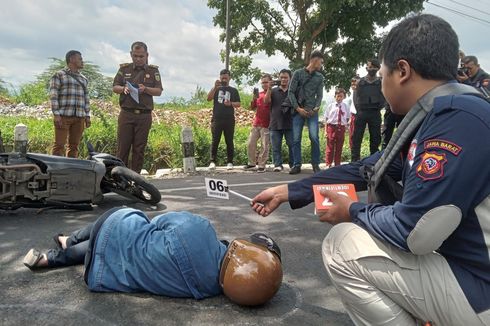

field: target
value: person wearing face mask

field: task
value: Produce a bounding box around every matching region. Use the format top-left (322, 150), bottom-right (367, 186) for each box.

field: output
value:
top-left (351, 59), bottom-right (386, 162)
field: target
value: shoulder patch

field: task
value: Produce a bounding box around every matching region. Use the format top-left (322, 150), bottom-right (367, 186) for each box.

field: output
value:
top-left (149, 64), bottom-right (159, 69)
top-left (424, 139), bottom-right (462, 156)
top-left (416, 152), bottom-right (447, 181)
top-left (119, 63), bottom-right (131, 67)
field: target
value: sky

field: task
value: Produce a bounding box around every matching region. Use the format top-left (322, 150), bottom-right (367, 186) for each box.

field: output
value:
top-left (1, 0), bottom-right (490, 103)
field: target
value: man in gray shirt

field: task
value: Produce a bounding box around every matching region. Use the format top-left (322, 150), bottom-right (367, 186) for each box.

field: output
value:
top-left (288, 51), bottom-right (324, 174)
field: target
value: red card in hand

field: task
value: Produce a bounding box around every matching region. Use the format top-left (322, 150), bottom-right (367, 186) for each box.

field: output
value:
top-left (313, 184), bottom-right (358, 214)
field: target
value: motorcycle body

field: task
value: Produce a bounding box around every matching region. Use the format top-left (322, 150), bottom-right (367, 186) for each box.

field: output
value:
top-left (0, 145), bottom-right (161, 210)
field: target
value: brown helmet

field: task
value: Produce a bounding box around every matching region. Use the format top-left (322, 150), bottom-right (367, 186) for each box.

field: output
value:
top-left (220, 233), bottom-right (283, 306)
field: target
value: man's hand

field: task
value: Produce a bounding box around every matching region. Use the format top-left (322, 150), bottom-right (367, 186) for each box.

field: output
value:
top-left (296, 107), bottom-right (309, 118)
top-left (123, 85), bottom-right (130, 95)
top-left (53, 115), bottom-right (62, 129)
top-left (251, 185), bottom-right (288, 217)
top-left (85, 117), bottom-right (91, 128)
top-left (138, 84), bottom-right (146, 94)
top-left (224, 99), bottom-right (232, 107)
top-left (214, 79), bottom-right (221, 88)
top-left (457, 73), bottom-right (469, 83)
top-left (317, 190), bottom-right (354, 225)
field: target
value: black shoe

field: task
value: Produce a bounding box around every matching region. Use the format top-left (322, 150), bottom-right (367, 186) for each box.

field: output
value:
top-left (257, 167), bottom-right (266, 173)
top-left (289, 166), bottom-right (301, 175)
top-left (312, 164), bottom-right (321, 174)
top-left (243, 164), bottom-right (256, 170)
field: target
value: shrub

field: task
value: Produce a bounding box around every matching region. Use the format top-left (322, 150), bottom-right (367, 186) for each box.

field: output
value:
top-left (0, 113), bottom-right (372, 172)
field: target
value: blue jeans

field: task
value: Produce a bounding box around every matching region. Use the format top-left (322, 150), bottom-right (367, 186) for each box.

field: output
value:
top-left (292, 113), bottom-right (320, 166)
top-left (270, 129), bottom-right (293, 167)
top-left (47, 222), bottom-right (93, 267)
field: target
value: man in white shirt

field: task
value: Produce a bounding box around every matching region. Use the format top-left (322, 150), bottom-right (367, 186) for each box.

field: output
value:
top-left (323, 88), bottom-right (350, 167)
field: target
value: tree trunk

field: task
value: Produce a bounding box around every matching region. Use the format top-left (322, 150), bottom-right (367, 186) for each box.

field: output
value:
top-left (304, 40), bottom-right (313, 65)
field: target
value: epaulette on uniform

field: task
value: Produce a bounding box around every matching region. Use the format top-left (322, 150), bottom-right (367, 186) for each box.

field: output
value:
top-left (148, 64), bottom-right (159, 69)
top-left (120, 63), bottom-right (131, 67)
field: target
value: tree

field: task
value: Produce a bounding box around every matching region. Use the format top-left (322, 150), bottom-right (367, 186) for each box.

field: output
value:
top-left (38, 58), bottom-right (113, 99)
top-left (13, 58), bottom-right (113, 105)
top-left (208, 0), bottom-right (424, 90)
top-left (220, 52), bottom-right (262, 87)
top-left (0, 78), bottom-right (8, 96)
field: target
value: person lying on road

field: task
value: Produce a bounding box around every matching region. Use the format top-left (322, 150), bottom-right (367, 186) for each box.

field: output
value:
top-left (23, 207), bottom-right (282, 306)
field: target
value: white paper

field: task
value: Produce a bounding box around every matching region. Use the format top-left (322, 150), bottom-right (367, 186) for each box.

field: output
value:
top-left (205, 178), bottom-right (229, 200)
top-left (126, 81), bottom-right (139, 103)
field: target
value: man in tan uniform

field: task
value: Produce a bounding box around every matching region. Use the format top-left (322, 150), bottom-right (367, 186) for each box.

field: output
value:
top-left (113, 41), bottom-right (163, 173)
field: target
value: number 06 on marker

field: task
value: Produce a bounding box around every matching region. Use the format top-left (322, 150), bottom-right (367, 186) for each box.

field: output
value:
top-left (204, 177), bottom-right (264, 207)
top-left (205, 178), bottom-right (229, 199)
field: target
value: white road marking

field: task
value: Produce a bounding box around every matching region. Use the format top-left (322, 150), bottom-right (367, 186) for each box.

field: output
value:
top-left (159, 180), bottom-right (293, 193)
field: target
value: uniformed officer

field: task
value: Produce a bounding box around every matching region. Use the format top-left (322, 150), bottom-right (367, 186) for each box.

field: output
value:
top-left (351, 59), bottom-right (386, 162)
top-left (113, 41), bottom-right (163, 173)
top-left (251, 14), bottom-right (490, 326)
top-left (381, 104), bottom-right (404, 150)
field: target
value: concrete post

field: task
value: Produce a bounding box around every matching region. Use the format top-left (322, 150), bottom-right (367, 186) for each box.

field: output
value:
top-left (181, 126), bottom-right (196, 173)
top-left (14, 123), bottom-right (28, 155)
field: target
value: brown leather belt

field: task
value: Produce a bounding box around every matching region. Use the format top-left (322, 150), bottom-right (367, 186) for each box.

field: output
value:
top-left (122, 107), bottom-right (151, 115)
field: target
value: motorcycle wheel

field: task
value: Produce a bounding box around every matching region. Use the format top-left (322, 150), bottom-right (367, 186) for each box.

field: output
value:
top-left (110, 166), bottom-right (161, 205)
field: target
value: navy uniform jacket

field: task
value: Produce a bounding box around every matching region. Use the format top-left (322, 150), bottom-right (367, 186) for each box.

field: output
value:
top-left (288, 91), bottom-right (490, 313)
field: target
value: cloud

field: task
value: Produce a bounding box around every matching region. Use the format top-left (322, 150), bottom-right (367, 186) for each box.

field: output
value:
top-left (1, 0), bottom-right (489, 101)
top-left (0, 0), bottom-right (227, 100)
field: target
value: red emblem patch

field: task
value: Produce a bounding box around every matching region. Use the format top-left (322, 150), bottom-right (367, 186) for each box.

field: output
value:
top-left (416, 152), bottom-right (447, 181)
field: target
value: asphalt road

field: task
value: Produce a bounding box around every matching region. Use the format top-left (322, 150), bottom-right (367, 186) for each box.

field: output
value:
top-left (0, 170), bottom-right (365, 326)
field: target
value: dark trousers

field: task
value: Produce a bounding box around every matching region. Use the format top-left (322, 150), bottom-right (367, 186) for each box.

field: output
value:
top-left (270, 129), bottom-right (293, 167)
top-left (351, 110), bottom-right (381, 162)
top-left (210, 118), bottom-right (235, 164)
top-left (46, 207), bottom-right (121, 268)
top-left (46, 223), bottom-right (94, 267)
top-left (117, 109), bottom-right (152, 173)
top-left (382, 112), bottom-right (404, 149)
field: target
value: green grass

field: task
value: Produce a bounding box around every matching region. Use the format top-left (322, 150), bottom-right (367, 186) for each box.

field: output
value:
top-left (0, 114), bottom-right (372, 173)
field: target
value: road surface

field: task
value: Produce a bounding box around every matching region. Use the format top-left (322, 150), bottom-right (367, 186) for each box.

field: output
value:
top-left (0, 170), bottom-right (363, 325)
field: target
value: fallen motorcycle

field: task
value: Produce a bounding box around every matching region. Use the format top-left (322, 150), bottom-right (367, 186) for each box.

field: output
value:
top-left (0, 142), bottom-right (161, 210)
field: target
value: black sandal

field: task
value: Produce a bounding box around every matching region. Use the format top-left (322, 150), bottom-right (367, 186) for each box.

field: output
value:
top-left (23, 248), bottom-right (45, 270)
top-left (53, 233), bottom-right (64, 249)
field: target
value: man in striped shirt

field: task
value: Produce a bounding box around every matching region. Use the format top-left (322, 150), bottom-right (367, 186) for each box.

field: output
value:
top-left (49, 50), bottom-right (90, 158)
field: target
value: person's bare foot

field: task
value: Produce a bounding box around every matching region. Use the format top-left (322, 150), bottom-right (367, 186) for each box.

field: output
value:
top-left (58, 236), bottom-right (69, 249)
top-left (23, 249), bottom-right (49, 269)
top-left (37, 254), bottom-right (48, 267)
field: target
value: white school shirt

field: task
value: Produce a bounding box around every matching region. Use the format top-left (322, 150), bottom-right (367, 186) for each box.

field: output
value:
top-left (324, 101), bottom-right (350, 126)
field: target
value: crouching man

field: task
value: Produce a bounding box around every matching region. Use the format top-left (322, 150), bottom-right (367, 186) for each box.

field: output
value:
top-left (251, 14), bottom-right (490, 325)
top-left (23, 207), bottom-right (282, 306)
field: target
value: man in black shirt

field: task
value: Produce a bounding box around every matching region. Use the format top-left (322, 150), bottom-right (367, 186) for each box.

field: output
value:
top-left (351, 59), bottom-right (386, 162)
top-left (264, 69), bottom-right (293, 172)
top-left (381, 104), bottom-right (404, 150)
top-left (207, 69), bottom-right (241, 170)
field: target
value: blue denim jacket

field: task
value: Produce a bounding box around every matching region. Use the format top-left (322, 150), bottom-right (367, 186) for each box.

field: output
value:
top-left (86, 208), bottom-right (227, 299)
